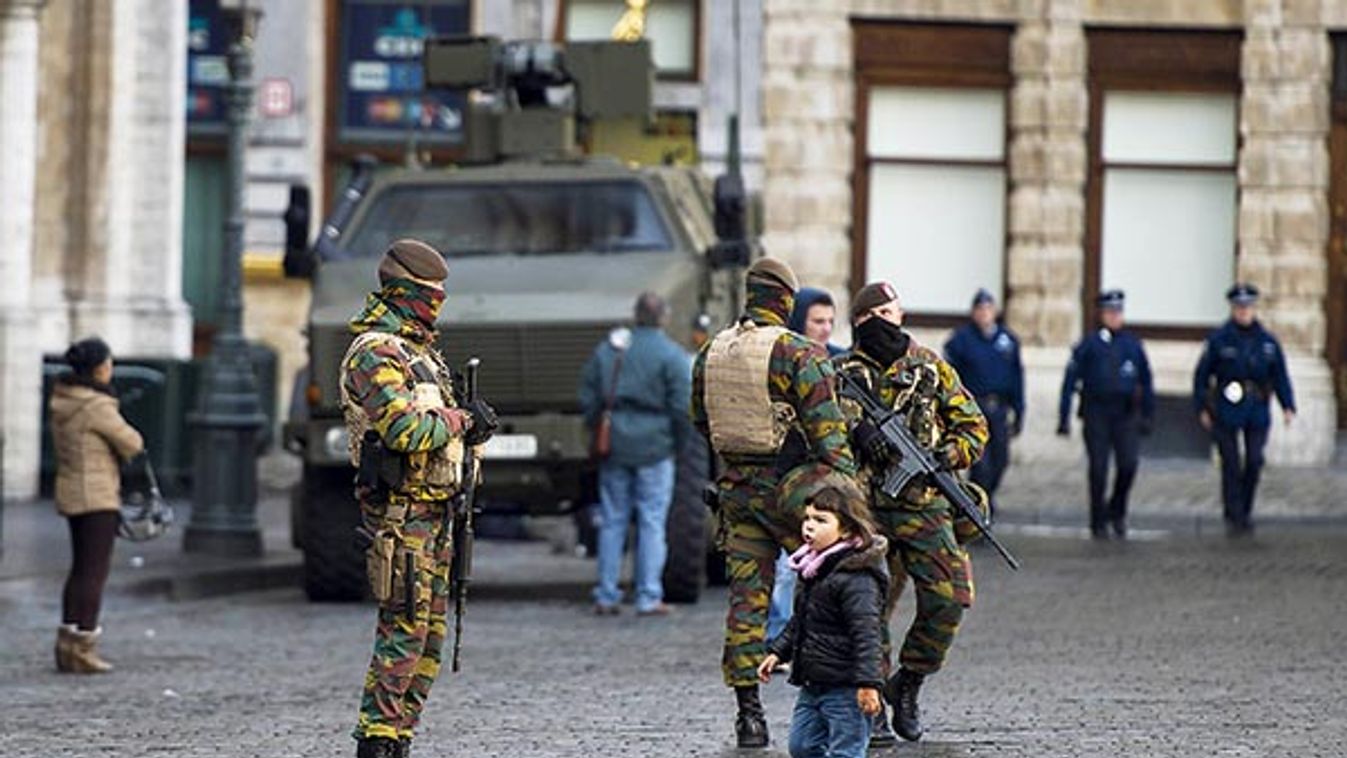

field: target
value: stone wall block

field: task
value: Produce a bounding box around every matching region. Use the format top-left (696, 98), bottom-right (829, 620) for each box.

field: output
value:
top-left (1045, 86), bottom-right (1087, 130)
top-left (1237, 248), bottom-right (1277, 289)
top-left (1239, 189), bottom-right (1278, 241)
top-left (1009, 135), bottom-right (1048, 183)
top-left (1046, 136), bottom-right (1086, 185)
top-left (1283, 0), bottom-right (1325, 26)
top-left (1011, 25), bottom-right (1049, 74)
top-left (1041, 186), bottom-right (1085, 240)
top-left (1273, 139), bottom-right (1329, 188)
top-left (1008, 185), bottom-right (1045, 236)
top-left (1272, 254), bottom-right (1328, 296)
top-left (1244, 0), bottom-right (1283, 27)
top-left (1273, 192), bottom-right (1330, 243)
top-left (1241, 29), bottom-right (1282, 82)
top-left (1278, 28), bottom-right (1332, 80)
top-left (1238, 138), bottom-right (1278, 186)
top-left (764, 20), bottom-right (850, 70)
top-left (1011, 79), bottom-right (1048, 129)
top-left (1044, 28), bottom-right (1086, 76)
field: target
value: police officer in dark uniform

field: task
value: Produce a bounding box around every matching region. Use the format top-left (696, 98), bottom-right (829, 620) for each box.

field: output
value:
top-left (1057, 290), bottom-right (1154, 540)
top-left (944, 288), bottom-right (1024, 504)
top-left (1192, 283), bottom-right (1295, 536)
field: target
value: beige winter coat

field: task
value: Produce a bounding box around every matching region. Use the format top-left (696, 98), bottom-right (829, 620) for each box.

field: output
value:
top-left (48, 381), bottom-right (144, 516)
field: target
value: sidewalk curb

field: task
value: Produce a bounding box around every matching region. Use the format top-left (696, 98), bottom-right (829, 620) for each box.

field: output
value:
top-left (119, 559), bottom-right (304, 602)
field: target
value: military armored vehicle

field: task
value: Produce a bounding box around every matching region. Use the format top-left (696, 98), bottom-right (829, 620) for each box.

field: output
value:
top-left (282, 37), bottom-right (750, 603)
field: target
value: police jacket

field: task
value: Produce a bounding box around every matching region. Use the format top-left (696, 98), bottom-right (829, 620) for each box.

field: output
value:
top-left (1192, 320), bottom-right (1295, 429)
top-left (944, 322), bottom-right (1024, 418)
top-left (1058, 327), bottom-right (1154, 426)
top-left (769, 537), bottom-right (888, 690)
top-left (580, 326), bottom-right (692, 468)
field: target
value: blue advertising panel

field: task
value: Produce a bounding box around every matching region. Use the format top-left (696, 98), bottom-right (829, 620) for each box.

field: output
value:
top-left (187, 0), bottom-right (230, 136)
top-left (339, 0), bottom-right (470, 144)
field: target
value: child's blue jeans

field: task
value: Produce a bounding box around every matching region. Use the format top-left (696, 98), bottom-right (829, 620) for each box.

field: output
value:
top-left (788, 685), bottom-right (871, 758)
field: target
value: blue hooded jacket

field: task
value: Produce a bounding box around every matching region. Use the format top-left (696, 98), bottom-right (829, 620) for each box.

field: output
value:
top-left (788, 287), bottom-right (845, 356)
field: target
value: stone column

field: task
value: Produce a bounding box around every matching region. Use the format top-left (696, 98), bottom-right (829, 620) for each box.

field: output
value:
top-left (1238, 0), bottom-right (1336, 464)
top-left (1005, 0), bottom-right (1088, 459)
top-left (760, 1), bottom-right (853, 321)
top-left (0, 0), bottom-right (47, 500)
top-left (66, 0), bottom-right (192, 358)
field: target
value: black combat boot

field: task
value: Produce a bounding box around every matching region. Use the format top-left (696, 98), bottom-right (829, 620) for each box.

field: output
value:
top-left (868, 704), bottom-right (898, 747)
top-left (355, 737), bottom-right (400, 758)
top-left (734, 685), bottom-right (769, 748)
top-left (882, 668), bottom-right (925, 742)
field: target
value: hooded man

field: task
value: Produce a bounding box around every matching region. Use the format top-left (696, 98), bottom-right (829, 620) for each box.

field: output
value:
top-left (788, 287), bottom-right (845, 357)
top-left (342, 239), bottom-right (498, 758)
top-left (690, 257), bottom-right (857, 748)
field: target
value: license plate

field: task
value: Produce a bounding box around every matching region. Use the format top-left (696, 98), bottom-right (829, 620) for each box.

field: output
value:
top-left (482, 434), bottom-right (538, 460)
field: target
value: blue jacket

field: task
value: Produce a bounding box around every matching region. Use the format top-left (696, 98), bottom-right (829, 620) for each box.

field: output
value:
top-left (1059, 327), bottom-right (1154, 426)
top-left (579, 326), bottom-right (692, 468)
top-left (788, 287), bottom-right (845, 357)
top-left (1192, 320), bottom-right (1295, 429)
top-left (944, 322), bottom-right (1024, 418)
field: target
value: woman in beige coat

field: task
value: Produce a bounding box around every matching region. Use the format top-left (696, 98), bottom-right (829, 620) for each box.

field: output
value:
top-left (48, 337), bottom-right (144, 673)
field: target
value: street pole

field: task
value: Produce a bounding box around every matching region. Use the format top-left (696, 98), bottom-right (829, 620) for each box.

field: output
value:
top-left (184, 0), bottom-right (265, 556)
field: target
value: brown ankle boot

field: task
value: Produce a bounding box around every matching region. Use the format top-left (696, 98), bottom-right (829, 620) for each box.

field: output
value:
top-left (66, 627), bottom-right (113, 674)
top-left (55, 625), bottom-right (77, 672)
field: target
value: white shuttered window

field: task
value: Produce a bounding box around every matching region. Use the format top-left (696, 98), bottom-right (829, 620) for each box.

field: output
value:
top-left (1099, 92), bottom-right (1237, 325)
top-left (864, 87), bottom-right (1006, 314)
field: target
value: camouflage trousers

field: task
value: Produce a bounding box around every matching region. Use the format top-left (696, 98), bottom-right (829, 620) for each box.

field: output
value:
top-left (873, 500), bottom-right (974, 676)
top-left (716, 465), bottom-right (803, 687)
top-left (354, 497), bottom-right (453, 740)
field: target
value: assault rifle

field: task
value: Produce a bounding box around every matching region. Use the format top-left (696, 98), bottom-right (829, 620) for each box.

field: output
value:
top-left (450, 357), bottom-right (482, 673)
top-left (836, 371), bottom-right (1021, 571)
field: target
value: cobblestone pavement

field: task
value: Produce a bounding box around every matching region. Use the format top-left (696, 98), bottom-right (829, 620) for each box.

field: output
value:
top-left (3, 528), bottom-right (1345, 758)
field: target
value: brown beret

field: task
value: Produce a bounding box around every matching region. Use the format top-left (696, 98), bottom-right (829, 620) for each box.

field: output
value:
top-left (745, 256), bottom-right (799, 293)
top-left (850, 281), bottom-right (900, 321)
top-left (378, 239), bottom-right (449, 285)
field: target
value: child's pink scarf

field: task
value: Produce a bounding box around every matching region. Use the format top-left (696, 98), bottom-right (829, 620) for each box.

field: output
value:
top-left (788, 537), bottom-right (861, 579)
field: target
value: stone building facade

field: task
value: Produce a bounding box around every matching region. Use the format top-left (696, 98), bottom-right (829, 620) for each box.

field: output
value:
top-left (761, 0), bottom-right (1347, 466)
top-left (2, 0), bottom-right (192, 499)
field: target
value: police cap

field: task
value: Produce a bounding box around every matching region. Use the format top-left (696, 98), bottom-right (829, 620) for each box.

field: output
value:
top-left (850, 281), bottom-right (900, 321)
top-left (971, 288), bottom-right (996, 308)
top-left (745, 257), bottom-right (799, 293)
top-left (1226, 282), bottom-right (1260, 306)
top-left (1095, 289), bottom-right (1125, 310)
top-left (378, 239), bottom-right (449, 285)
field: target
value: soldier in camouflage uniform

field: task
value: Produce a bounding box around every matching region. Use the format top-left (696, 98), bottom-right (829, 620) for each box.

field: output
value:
top-left (690, 257), bottom-right (857, 748)
top-left (837, 282), bottom-right (989, 744)
top-left (341, 240), bottom-right (497, 758)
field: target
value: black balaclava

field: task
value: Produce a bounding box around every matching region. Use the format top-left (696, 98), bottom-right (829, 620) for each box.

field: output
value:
top-left (854, 317), bottom-right (910, 367)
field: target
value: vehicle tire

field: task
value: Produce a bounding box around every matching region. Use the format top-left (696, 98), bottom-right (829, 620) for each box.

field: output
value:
top-left (662, 435), bottom-right (710, 604)
top-left (300, 465), bottom-right (367, 602)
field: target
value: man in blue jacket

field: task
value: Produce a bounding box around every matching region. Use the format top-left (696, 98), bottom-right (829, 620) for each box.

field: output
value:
top-left (1192, 283), bottom-right (1295, 536)
top-left (1058, 290), bottom-right (1154, 540)
top-left (944, 288), bottom-right (1024, 502)
top-left (580, 292), bottom-right (692, 615)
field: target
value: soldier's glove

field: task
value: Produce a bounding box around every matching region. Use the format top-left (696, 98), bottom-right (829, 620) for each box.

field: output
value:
top-left (851, 419), bottom-right (892, 467)
top-left (935, 444), bottom-right (961, 471)
top-left (462, 399), bottom-right (499, 446)
top-left (1055, 421), bottom-right (1070, 437)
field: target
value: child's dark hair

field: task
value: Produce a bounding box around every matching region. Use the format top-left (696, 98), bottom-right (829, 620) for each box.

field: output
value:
top-left (807, 484), bottom-right (877, 547)
top-left (65, 337), bottom-right (112, 379)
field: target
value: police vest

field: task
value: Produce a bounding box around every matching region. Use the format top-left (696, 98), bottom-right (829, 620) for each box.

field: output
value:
top-left (339, 331), bottom-right (465, 492)
top-left (703, 321), bottom-right (798, 456)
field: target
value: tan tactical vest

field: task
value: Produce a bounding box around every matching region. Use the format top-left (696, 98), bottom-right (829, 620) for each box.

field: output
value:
top-left (339, 332), bottom-right (464, 491)
top-left (704, 321), bottom-right (798, 455)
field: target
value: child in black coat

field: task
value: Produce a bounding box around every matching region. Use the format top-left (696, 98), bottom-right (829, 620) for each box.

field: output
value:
top-left (758, 481), bottom-right (888, 758)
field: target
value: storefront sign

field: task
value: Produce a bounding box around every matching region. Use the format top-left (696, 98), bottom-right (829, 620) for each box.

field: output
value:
top-left (338, 1), bottom-right (470, 145)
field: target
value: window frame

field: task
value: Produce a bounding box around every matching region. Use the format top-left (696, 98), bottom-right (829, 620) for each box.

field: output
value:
top-left (851, 22), bottom-right (1013, 328)
top-left (1084, 28), bottom-right (1243, 340)
top-left (556, 0), bottom-right (702, 82)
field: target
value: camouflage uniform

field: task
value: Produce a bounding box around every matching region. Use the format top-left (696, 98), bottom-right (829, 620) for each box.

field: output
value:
top-left (343, 277), bottom-right (469, 742)
top-left (837, 344), bottom-right (988, 676)
top-left (690, 275), bottom-right (857, 688)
